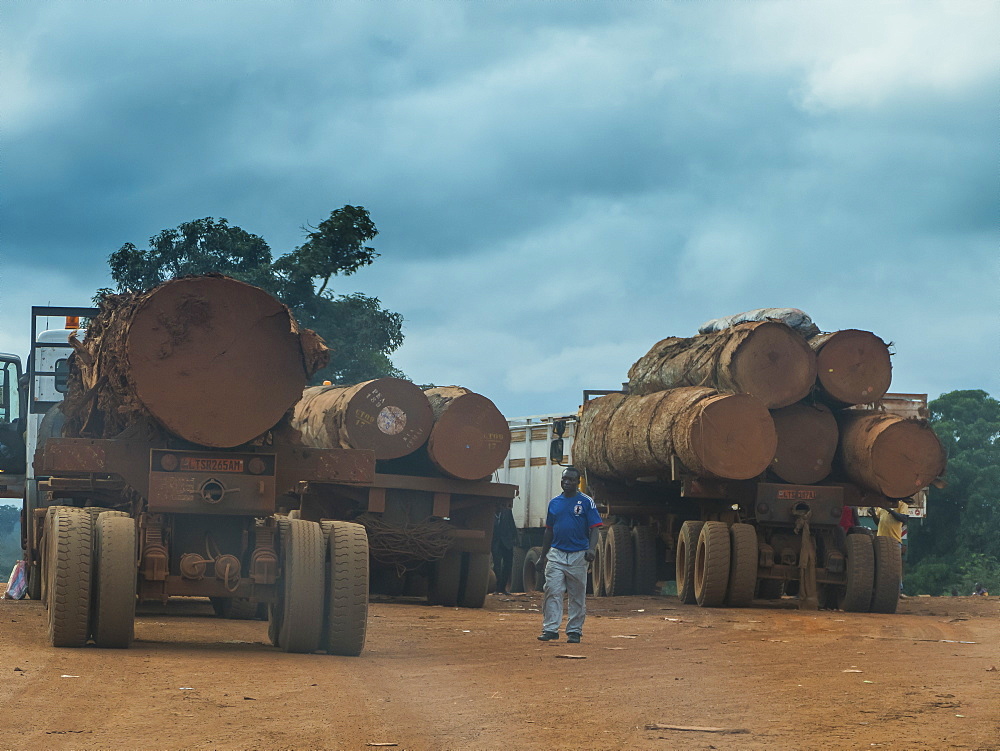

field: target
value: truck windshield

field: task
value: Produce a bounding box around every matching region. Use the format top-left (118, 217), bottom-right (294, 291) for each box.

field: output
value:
top-left (0, 357), bottom-right (21, 423)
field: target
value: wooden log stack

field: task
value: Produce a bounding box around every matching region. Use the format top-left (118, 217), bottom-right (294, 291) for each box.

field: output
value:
top-left (573, 387), bottom-right (777, 481)
top-left (627, 321), bottom-right (817, 409)
top-left (578, 311), bottom-right (945, 500)
top-left (63, 275), bottom-right (328, 448)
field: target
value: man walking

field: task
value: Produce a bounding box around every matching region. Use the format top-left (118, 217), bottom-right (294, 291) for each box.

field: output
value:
top-left (491, 504), bottom-right (517, 595)
top-left (538, 467), bottom-right (602, 644)
top-left (872, 499), bottom-right (909, 594)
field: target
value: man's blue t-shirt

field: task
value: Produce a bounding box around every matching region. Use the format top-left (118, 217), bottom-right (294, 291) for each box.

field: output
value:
top-left (546, 492), bottom-right (603, 552)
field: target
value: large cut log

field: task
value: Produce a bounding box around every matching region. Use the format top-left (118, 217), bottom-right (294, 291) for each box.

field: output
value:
top-left (573, 387), bottom-right (777, 481)
top-left (769, 402), bottom-right (839, 484)
top-left (809, 330), bottom-right (892, 406)
top-left (627, 321), bottom-right (817, 409)
top-left (291, 378), bottom-right (434, 460)
top-left (837, 412), bottom-right (946, 499)
top-left (378, 387), bottom-right (512, 480)
top-left (63, 275), bottom-right (328, 448)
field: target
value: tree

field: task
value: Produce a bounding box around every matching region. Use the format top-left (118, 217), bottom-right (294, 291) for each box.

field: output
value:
top-left (100, 207), bottom-right (404, 385)
top-left (906, 390), bottom-right (1000, 594)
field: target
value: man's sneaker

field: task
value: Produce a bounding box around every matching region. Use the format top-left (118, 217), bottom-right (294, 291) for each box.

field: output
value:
top-left (537, 631), bottom-right (559, 641)
top-left (567, 632), bottom-right (581, 644)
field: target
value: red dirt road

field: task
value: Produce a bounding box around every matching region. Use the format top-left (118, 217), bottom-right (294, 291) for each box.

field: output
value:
top-left (0, 591), bottom-right (997, 750)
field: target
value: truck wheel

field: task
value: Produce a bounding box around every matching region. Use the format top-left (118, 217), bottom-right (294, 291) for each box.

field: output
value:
top-left (428, 551), bottom-right (462, 605)
top-left (838, 533), bottom-right (875, 612)
top-left (46, 508), bottom-right (93, 648)
top-left (602, 524), bottom-right (634, 596)
top-left (279, 519), bottom-right (326, 653)
top-left (590, 529), bottom-right (606, 597)
top-left (694, 521), bottom-right (730, 607)
top-left (268, 518), bottom-right (291, 646)
top-left (522, 547), bottom-right (545, 594)
top-left (632, 525), bottom-right (657, 596)
top-left (91, 514), bottom-right (136, 648)
top-left (511, 546), bottom-right (527, 592)
top-left (458, 552), bottom-right (491, 608)
top-left (725, 523), bottom-right (757, 608)
top-left (870, 537), bottom-right (902, 614)
top-left (675, 521), bottom-right (705, 604)
top-left (323, 521), bottom-right (369, 656)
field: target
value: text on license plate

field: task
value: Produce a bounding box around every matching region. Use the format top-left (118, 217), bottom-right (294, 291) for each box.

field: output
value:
top-left (776, 489), bottom-right (817, 500)
top-left (180, 457), bottom-right (245, 473)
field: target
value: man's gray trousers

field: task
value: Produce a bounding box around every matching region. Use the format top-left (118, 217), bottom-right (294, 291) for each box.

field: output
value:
top-left (542, 548), bottom-right (589, 635)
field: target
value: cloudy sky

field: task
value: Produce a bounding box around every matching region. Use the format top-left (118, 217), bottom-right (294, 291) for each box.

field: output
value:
top-left (1, 0), bottom-right (996, 419)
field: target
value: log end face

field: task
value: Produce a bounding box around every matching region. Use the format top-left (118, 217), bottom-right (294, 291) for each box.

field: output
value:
top-left (125, 276), bottom-right (308, 447)
top-left (871, 419), bottom-right (947, 498)
top-left (689, 393), bottom-right (777, 480)
top-left (731, 322), bottom-right (817, 409)
top-left (341, 378), bottom-right (434, 460)
top-left (769, 402), bottom-right (839, 484)
top-left (815, 329), bottom-right (892, 405)
top-left (425, 391), bottom-right (511, 480)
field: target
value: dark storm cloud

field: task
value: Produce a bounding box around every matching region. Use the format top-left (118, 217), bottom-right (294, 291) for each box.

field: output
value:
top-left (1, 0), bottom-right (996, 416)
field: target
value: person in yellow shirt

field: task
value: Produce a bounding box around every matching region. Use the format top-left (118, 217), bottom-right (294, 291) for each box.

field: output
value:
top-left (874, 500), bottom-right (909, 543)
top-left (871, 500), bottom-right (909, 595)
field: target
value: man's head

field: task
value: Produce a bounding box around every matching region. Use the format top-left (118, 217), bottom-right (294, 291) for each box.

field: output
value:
top-left (561, 467), bottom-right (581, 496)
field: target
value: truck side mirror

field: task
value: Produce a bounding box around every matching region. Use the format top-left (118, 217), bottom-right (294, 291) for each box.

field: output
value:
top-left (549, 437), bottom-right (564, 463)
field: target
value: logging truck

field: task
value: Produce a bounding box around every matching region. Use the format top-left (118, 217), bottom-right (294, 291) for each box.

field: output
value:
top-left (500, 392), bottom-right (936, 613)
top-left (14, 280), bottom-right (512, 654)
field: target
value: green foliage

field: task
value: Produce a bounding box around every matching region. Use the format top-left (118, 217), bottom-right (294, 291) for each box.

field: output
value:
top-left (906, 389), bottom-right (1000, 594)
top-left (102, 207), bottom-right (404, 384)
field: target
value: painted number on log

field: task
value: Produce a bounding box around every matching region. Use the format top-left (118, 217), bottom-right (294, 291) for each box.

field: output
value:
top-left (377, 406), bottom-right (406, 436)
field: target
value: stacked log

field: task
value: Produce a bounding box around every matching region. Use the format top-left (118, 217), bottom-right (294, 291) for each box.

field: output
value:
top-left (627, 321), bottom-right (817, 409)
top-left (290, 378), bottom-right (434, 461)
top-left (63, 275), bottom-right (328, 448)
top-left (573, 387), bottom-right (777, 481)
top-left (809, 330), bottom-right (892, 406)
top-left (769, 403), bottom-right (839, 485)
top-left (837, 411), bottom-right (947, 499)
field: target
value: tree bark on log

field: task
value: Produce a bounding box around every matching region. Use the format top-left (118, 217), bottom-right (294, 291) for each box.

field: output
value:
top-left (769, 402), bottom-right (839, 484)
top-left (627, 321), bottom-right (817, 409)
top-left (809, 330), bottom-right (892, 406)
top-left (837, 412), bottom-right (946, 499)
top-left (63, 275), bottom-right (328, 448)
top-left (573, 387), bottom-right (777, 481)
top-left (290, 378), bottom-right (434, 460)
top-left (378, 387), bottom-right (512, 480)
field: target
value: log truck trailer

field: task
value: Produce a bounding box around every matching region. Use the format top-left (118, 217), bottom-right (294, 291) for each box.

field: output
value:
top-left (498, 392), bottom-right (929, 613)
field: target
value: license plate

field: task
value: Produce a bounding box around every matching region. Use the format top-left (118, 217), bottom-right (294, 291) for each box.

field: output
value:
top-left (180, 457), bottom-right (245, 473)
top-left (776, 489), bottom-right (817, 500)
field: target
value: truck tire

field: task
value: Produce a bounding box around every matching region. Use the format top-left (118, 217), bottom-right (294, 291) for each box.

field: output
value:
top-left (323, 521), bottom-right (369, 656)
top-left (428, 551), bottom-right (462, 606)
top-left (725, 523), bottom-right (757, 608)
top-left (46, 508), bottom-right (93, 648)
top-left (694, 521), bottom-right (730, 607)
top-left (839, 532), bottom-right (875, 612)
top-left (91, 514), bottom-right (136, 648)
top-left (675, 520), bottom-right (705, 604)
top-left (870, 536), bottom-right (902, 614)
top-left (632, 525), bottom-right (657, 596)
top-left (603, 524), bottom-right (634, 596)
top-left (511, 547), bottom-right (527, 593)
top-left (268, 518), bottom-right (291, 646)
top-left (279, 519), bottom-right (325, 653)
top-left (590, 528), bottom-right (607, 597)
top-left (522, 547), bottom-right (545, 594)
top-left (458, 552), bottom-right (491, 608)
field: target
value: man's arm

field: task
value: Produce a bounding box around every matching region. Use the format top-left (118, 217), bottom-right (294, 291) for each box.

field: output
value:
top-left (541, 527), bottom-right (553, 560)
top-left (585, 525), bottom-right (602, 562)
top-left (887, 507), bottom-right (908, 523)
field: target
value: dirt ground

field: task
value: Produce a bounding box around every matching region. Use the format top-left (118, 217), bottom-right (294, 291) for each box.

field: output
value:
top-left (0, 588), bottom-right (997, 751)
